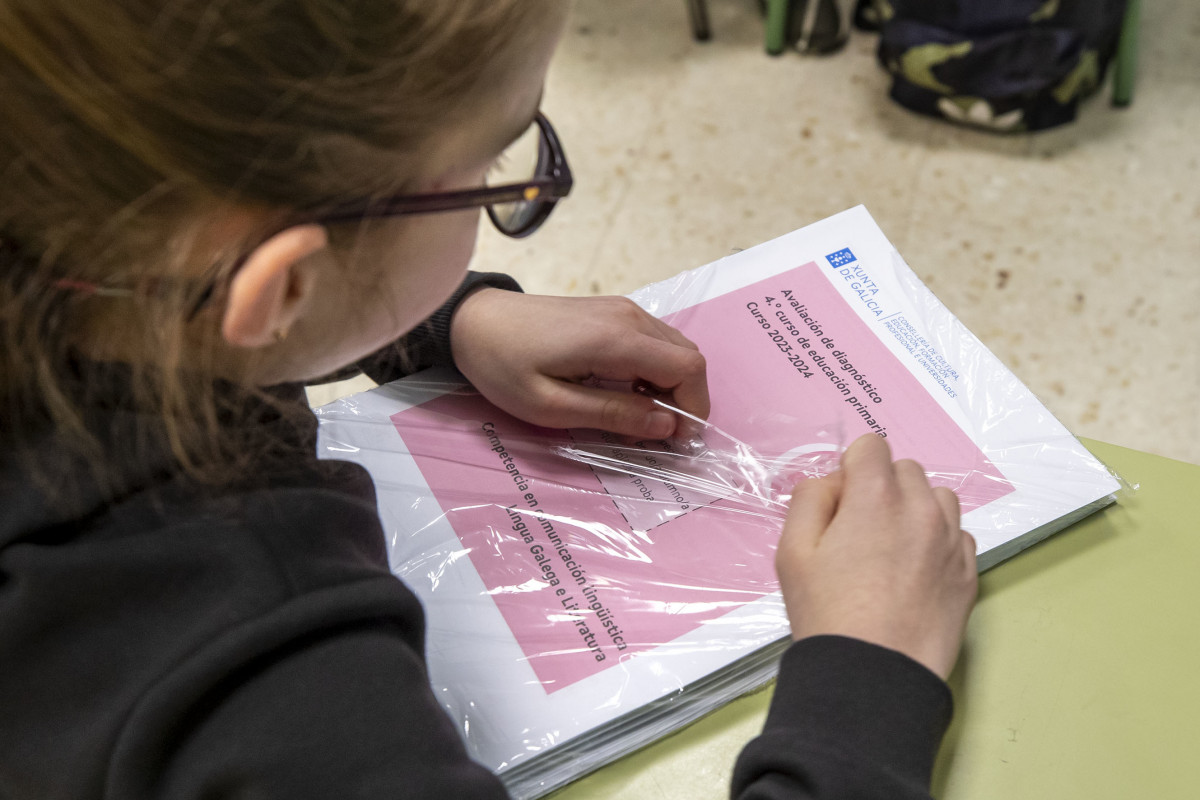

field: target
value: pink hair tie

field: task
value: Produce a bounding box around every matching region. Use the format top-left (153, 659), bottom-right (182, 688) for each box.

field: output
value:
top-left (52, 278), bottom-right (134, 298)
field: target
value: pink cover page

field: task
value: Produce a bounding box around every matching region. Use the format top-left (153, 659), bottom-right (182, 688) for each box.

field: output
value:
top-left (663, 261), bottom-right (1013, 510)
top-left (389, 260), bottom-right (1013, 695)
top-left (391, 394), bottom-right (781, 694)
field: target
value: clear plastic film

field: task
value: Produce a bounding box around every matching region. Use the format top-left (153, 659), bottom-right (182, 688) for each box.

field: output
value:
top-left (314, 206), bottom-right (1129, 799)
top-left (316, 376), bottom-right (846, 799)
top-left (555, 397), bottom-right (843, 520)
top-left (619, 206), bottom-right (1129, 566)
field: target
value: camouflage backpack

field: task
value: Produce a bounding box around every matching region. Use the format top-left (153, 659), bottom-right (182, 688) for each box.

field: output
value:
top-left (859, 0), bottom-right (1128, 132)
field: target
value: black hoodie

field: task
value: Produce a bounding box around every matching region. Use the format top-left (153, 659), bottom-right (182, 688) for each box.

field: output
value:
top-left (0, 273), bottom-right (951, 799)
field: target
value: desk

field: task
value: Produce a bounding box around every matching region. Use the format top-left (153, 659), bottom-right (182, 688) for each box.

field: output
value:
top-left (549, 441), bottom-right (1200, 799)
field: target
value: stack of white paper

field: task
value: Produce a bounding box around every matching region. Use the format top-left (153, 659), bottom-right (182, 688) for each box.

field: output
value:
top-left (314, 206), bottom-right (1121, 798)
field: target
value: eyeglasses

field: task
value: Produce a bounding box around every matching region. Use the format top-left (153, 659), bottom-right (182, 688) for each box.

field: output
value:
top-left (52, 111), bottom-right (573, 311)
top-left (312, 111), bottom-right (573, 238)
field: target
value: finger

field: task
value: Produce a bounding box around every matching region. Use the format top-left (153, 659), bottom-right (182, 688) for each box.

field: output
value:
top-left (647, 315), bottom-right (702, 352)
top-left (836, 434), bottom-right (895, 500)
top-left (590, 336), bottom-right (710, 421)
top-left (634, 381), bottom-right (707, 448)
top-left (588, 296), bottom-right (700, 358)
top-left (648, 321), bottom-right (711, 428)
top-left (783, 470), bottom-right (844, 550)
top-left (960, 528), bottom-right (978, 568)
top-left (534, 381), bottom-right (679, 439)
top-left (602, 296), bottom-right (699, 352)
top-left (932, 486), bottom-right (962, 530)
top-left (666, 364), bottom-right (710, 424)
top-left (893, 458), bottom-right (932, 494)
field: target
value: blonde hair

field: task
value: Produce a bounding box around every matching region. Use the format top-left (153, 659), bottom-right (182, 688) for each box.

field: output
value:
top-left (0, 0), bottom-right (557, 488)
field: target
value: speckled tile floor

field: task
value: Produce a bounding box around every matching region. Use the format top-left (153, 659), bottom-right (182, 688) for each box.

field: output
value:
top-left (472, 0), bottom-right (1200, 467)
top-left (313, 1), bottom-right (1200, 466)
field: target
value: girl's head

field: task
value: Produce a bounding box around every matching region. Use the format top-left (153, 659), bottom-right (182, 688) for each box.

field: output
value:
top-left (0, 0), bottom-right (567, 476)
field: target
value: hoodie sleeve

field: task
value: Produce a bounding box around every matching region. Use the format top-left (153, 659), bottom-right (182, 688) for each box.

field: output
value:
top-left (731, 635), bottom-right (953, 800)
top-left (355, 271), bottom-right (522, 384)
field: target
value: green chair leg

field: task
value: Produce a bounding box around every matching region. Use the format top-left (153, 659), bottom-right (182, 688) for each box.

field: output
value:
top-left (766, 0), bottom-right (790, 55)
top-left (1112, 0), bottom-right (1140, 107)
top-left (685, 0), bottom-right (711, 42)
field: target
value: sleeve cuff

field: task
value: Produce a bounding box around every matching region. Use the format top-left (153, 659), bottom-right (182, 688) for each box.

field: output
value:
top-left (762, 635), bottom-right (953, 786)
top-left (357, 271), bottom-right (522, 384)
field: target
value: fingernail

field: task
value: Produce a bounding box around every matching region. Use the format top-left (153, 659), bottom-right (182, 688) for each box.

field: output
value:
top-left (672, 420), bottom-right (707, 454)
top-left (646, 410), bottom-right (675, 439)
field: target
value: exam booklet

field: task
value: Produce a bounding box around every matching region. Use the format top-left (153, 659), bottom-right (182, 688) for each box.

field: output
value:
top-left (314, 206), bottom-right (1121, 799)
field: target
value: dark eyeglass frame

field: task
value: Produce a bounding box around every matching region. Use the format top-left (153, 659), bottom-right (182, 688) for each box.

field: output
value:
top-left (311, 111), bottom-right (573, 238)
top-left (52, 111), bottom-right (572, 316)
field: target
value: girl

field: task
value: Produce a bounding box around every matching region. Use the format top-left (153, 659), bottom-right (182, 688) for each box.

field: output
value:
top-left (0, 2), bottom-right (977, 798)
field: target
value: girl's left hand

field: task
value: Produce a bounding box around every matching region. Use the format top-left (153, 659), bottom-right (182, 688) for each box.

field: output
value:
top-left (449, 289), bottom-right (709, 439)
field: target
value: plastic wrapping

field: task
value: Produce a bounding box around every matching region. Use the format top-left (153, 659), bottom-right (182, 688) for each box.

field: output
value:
top-left (316, 377), bottom-right (823, 799)
top-left (314, 206), bottom-right (1126, 799)
top-left (557, 398), bottom-right (844, 517)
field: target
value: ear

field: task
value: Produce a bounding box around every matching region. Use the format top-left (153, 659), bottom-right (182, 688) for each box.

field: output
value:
top-left (221, 224), bottom-right (329, 348)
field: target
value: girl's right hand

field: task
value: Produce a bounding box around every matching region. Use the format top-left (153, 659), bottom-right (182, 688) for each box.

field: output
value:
top-left (775, 434), bottom-right (978, 680)
top-left (449, 289), bottom-right (709, 440)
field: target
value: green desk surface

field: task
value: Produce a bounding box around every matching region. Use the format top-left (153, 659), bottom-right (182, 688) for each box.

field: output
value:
top-left (549, 440), bottom-right (1200, 800)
